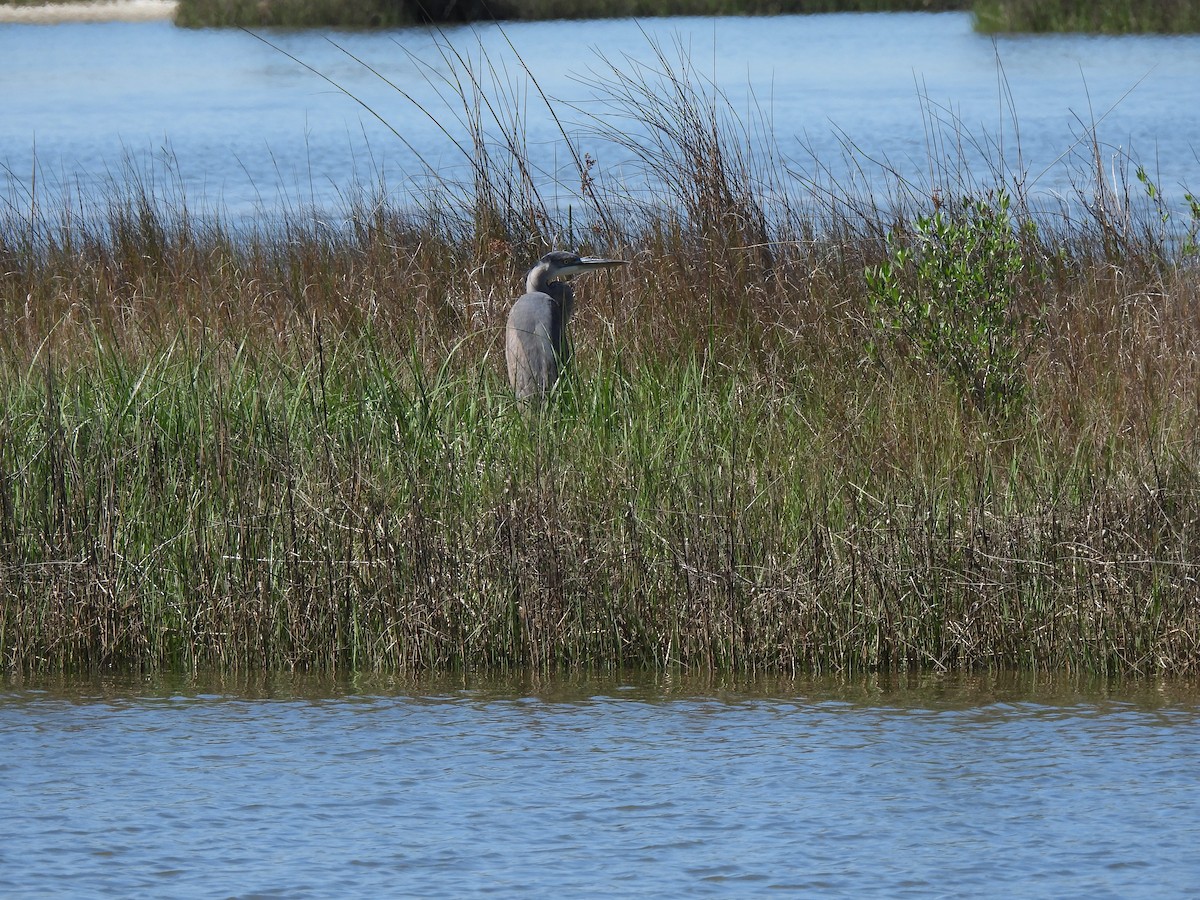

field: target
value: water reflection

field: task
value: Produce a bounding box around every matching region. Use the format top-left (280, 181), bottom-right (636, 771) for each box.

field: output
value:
top-left (7, 667), bottom-right (1200, 709)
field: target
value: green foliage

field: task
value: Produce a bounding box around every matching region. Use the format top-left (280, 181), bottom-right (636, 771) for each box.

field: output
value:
top-left (866, 191), bottom-right (1044, 417)
top-left (1134, 166), bottom-right (1200, 260)
top-left (1184, 193), bottom-right (1200, 258)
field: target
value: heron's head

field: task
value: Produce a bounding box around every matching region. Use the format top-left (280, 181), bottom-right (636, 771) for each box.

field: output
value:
top-left (526, 250), bottom-right (626, 294)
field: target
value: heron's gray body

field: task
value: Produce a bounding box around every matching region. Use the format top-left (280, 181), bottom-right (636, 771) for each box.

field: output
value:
top-left (505, 251), bottom-right (625, 402)
top-left (506, 281), bottom-right (574, 400)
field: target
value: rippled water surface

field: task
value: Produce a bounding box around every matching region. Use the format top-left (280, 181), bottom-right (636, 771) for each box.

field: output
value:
top-left (4, 13), bottom-right (1200, 218)
top-left (3, 672), bottom-right (1199, 897)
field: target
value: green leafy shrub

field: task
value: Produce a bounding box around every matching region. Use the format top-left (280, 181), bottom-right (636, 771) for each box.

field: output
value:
top-left (866, 191), bottom-right (1044, 417)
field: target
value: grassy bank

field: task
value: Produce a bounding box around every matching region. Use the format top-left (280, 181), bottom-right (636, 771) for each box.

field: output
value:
top-left (3, 38), bottom-right (1200, 676)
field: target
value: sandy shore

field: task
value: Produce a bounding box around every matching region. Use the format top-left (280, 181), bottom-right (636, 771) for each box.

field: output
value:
top-left (0, 0), bottom-right (177, 22)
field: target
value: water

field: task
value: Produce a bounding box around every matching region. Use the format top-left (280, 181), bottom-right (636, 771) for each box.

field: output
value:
top-left (3, 13), bottom-right (1200, 221)
top-left (3, 671), bottom-right (1199, 897)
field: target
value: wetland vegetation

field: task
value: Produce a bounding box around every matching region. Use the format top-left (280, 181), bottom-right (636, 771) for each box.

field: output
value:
top-left (171, 0), bottom-right (967, 29)
top-left (165, 0), bottom-right (1200, 31)
top-left (3, 34), bottom-right (1200, 676)
top-left (973, 0), bottom-right (1200, 34)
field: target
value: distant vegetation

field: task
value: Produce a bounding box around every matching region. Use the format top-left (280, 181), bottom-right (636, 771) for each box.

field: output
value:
top-left (172, 0), bottom-right (969, 30)
top-left (974, 0), bottom-right (1200, 34)
top-left (174, 0), bottom-right (416, 28)
top-left (170, 0), bottom-right (1200, 30)
top-left (0, 0), bottom-right (1194, 31)
top-left (4, 32), bottom-right (1200, 675)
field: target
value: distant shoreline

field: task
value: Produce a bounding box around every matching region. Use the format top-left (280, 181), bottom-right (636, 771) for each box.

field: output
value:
top-left (0, 1), bottom-right (176, 23)
top-left (5, 1), bottom-right (1194, 32)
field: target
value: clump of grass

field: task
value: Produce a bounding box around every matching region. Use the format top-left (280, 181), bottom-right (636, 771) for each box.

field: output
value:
top-left (3, 33), bottom-right (1200, 676)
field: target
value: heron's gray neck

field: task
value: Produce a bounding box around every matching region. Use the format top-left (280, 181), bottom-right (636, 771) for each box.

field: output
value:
top-left (526, 261), bottom-right (554, 295)
top-left (526, 262), bottom-right (575, 321)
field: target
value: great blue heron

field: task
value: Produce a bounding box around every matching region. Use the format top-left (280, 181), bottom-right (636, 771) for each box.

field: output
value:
top-left (505, 250), bottom-right (626, 401)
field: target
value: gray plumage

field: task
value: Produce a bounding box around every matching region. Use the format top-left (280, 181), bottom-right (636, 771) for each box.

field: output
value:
top-left (505, 251), bottom-right (626, 401)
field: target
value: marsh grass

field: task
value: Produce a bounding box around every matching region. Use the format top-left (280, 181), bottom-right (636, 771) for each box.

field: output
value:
top-left (3, 33), bottom-right (1200, 676)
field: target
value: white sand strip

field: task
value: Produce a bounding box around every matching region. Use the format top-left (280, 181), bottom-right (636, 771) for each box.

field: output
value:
top-left (0, 1), bottom-right (177, 23)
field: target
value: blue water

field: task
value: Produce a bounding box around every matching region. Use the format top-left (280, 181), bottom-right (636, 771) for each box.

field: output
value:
top-left (2, 672), bottom-right (1199, 897)
top-left (3, 13), bottom-right (1199, 220)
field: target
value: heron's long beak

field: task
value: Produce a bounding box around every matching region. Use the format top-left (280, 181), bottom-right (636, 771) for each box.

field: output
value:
top-left (559, 257), bottom-right (627, 276)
